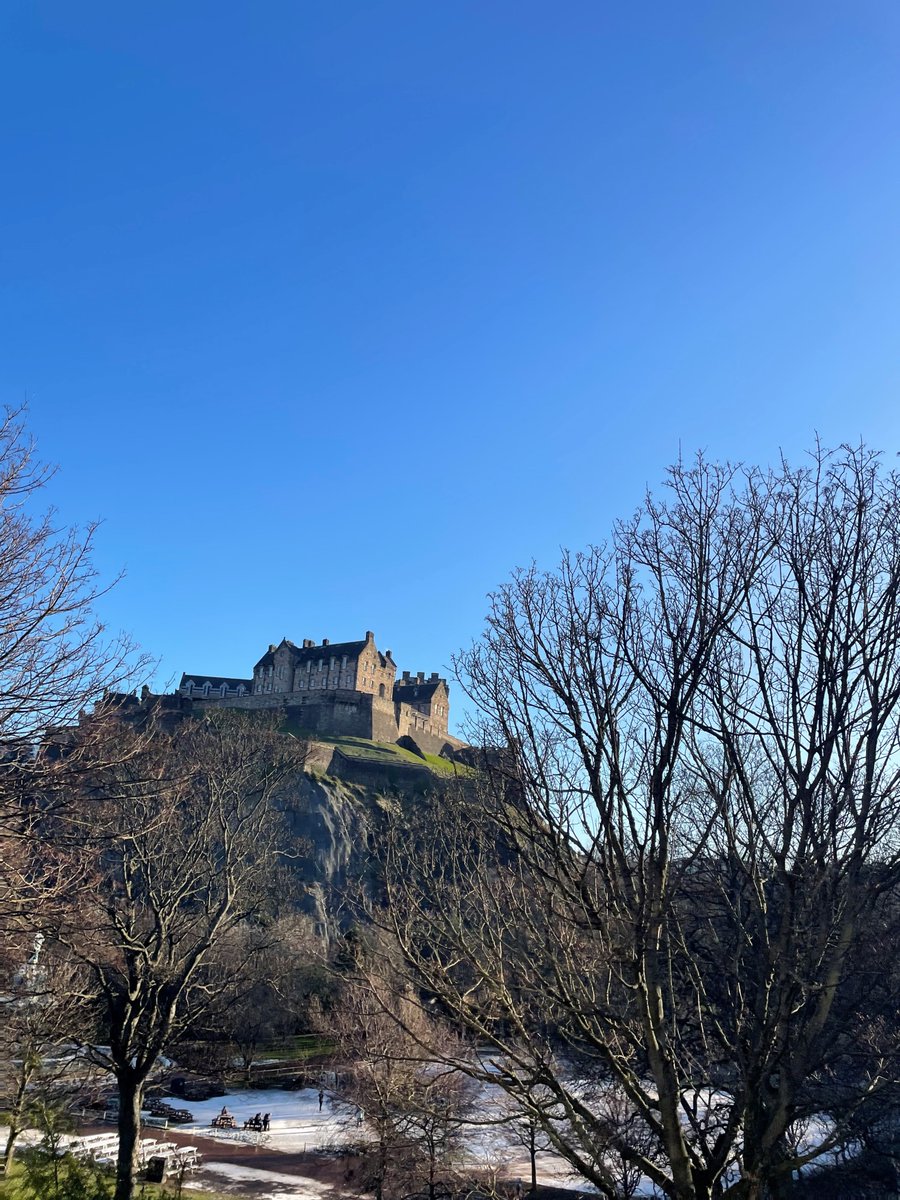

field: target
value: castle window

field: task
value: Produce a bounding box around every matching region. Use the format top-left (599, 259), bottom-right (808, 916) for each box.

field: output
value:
top-left (379, 683), bottom-right (385, 699)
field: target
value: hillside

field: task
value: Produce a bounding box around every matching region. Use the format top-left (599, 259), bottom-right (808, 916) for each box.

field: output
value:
top-left (281, 734), bottom-right (472, 932)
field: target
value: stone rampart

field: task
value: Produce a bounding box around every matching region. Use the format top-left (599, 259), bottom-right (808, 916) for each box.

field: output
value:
top-left (186, 689), bottom-right (388, 740)
top-left (395, 702), bottom-right (449, 744)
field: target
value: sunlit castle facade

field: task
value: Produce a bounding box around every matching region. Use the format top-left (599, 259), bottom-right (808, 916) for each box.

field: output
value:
top-left (178, 630), bottom-right (460, 756)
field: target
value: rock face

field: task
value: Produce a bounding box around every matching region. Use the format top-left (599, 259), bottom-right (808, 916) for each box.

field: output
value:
top-left (278, 745), bottom-right (460, 934)
top-left (281, 770), bottom-right (372, 931)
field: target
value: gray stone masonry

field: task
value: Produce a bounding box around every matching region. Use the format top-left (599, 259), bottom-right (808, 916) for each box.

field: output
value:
top-left (178, 630), bottom-right (464, 756)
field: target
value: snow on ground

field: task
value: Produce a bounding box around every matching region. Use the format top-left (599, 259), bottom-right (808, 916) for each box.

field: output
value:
top-left (156, 1087), bottom-right (357, 1154)
top-left (160, 1084), bottom-right (584, 1189)
top-left (0, 1078), bottom-right (852, 1200)
top-left (195, 1161), bottom-right (336, 1199)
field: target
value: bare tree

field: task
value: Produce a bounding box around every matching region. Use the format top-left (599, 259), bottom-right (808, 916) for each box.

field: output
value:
top-left (0, 941), bottom-right (92, 1173)
top-left (369, 447), bottom-right (900, 1200)
top-left (42, 709), bottom-right (307, 1200)
top-left (0, 406), bottom-right (149, 930)
top-left (326, 975), bottom-right (475, 1200)
top-left (500, 1109), bottom-right (554, 1195)
top-left (194, 913), bottom-right (324, 1085)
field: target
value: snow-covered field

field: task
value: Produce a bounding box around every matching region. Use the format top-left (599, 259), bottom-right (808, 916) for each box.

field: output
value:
top-left (156, 1086), bottom-right (356, 1153)
top-left (154, 1083), bottom-right (584, 1194)
top-left (195, 1161), bottom-right (336, 1200)
top-left (3, 1078), bottom-right (844, 1199)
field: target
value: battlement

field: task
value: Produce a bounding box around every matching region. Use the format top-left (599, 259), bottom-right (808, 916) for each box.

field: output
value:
top-left (399, 670), bottom-right (446, 686)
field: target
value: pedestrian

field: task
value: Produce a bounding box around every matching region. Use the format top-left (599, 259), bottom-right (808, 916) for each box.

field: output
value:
top-left (514, 1182), bottom-right (523, 1200)
top-left (318, 1089), bottom-right (324, 1111)
top-left (263, 1112), bottom-right (270, 1131)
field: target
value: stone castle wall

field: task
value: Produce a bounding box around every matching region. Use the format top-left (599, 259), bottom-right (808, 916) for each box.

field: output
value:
top-left (185, 687), bottom-right (465, 756)
top-left (181, 630), bottom-right (461, 755)
top-left (191, 689), bottom-right (377, 740)
top-left (396, 702), bottom-right (448, 745)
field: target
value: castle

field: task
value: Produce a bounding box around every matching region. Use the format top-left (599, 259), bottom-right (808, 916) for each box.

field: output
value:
top-left (179, 630), bottom-right (464, 757)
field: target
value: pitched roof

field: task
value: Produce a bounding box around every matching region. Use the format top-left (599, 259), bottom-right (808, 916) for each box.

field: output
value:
top-left (179, 673), bottom-right (252, 690)
top-left (253, 637), bottom-right (393, 671)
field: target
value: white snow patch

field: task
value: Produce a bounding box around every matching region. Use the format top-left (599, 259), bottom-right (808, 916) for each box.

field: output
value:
top-left (199, 1161), bottom-right (335, 1199)
top-left (155, 1087), bottom-right (357, 1154)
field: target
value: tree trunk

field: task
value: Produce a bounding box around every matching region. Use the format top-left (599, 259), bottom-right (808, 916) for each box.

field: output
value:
top-left (374, 1135), bottom-right (387, 1200)
top-left (1, 1119), bottom-right (20, 1176)
top-left (114, 1075), bottom-right (143, 1200)
top-left (1, 1069), bottom-right (31, 1173)
top-left (528, 1122), bottom-right (537, 1193)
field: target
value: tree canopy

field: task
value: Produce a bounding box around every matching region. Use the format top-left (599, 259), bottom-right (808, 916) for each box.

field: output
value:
top-left (372, 446), bottom-right (900, 1200)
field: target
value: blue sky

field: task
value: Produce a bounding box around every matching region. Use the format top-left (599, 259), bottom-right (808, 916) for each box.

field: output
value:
top-left (2, 2), bottom-right (900, 730)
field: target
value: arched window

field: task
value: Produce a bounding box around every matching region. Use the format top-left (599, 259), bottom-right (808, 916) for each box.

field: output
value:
top-left (379, 683), bottom-right (386, 699)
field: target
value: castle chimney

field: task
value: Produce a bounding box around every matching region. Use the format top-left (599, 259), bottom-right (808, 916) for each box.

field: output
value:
top-left (322, 639), bottom-right (330, 646)
top-left (430, 672), bottom-right (439, 681)
top-left (402, 671), bottom-right (410, 682)
top-left (268, 644), bottom-right (276, 653)
top-left (365, 630), bottom-right (374, 642)
top-left (416, 672), bottom-right (425, 684)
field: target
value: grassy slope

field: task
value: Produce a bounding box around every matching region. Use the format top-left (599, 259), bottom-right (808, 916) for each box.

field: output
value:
top-left (0, 1158), bottom-right (230, 1200)
top-left (280, 721), bottom-right (471, 777)
top-left (213, 709), bottom-right (471, 778)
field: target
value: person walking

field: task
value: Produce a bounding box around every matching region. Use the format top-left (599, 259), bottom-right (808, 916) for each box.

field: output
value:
top-left (263, 1113), bottom-right (270, 1131)
top-left (318, 1089), bottom-right (324, 1112)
